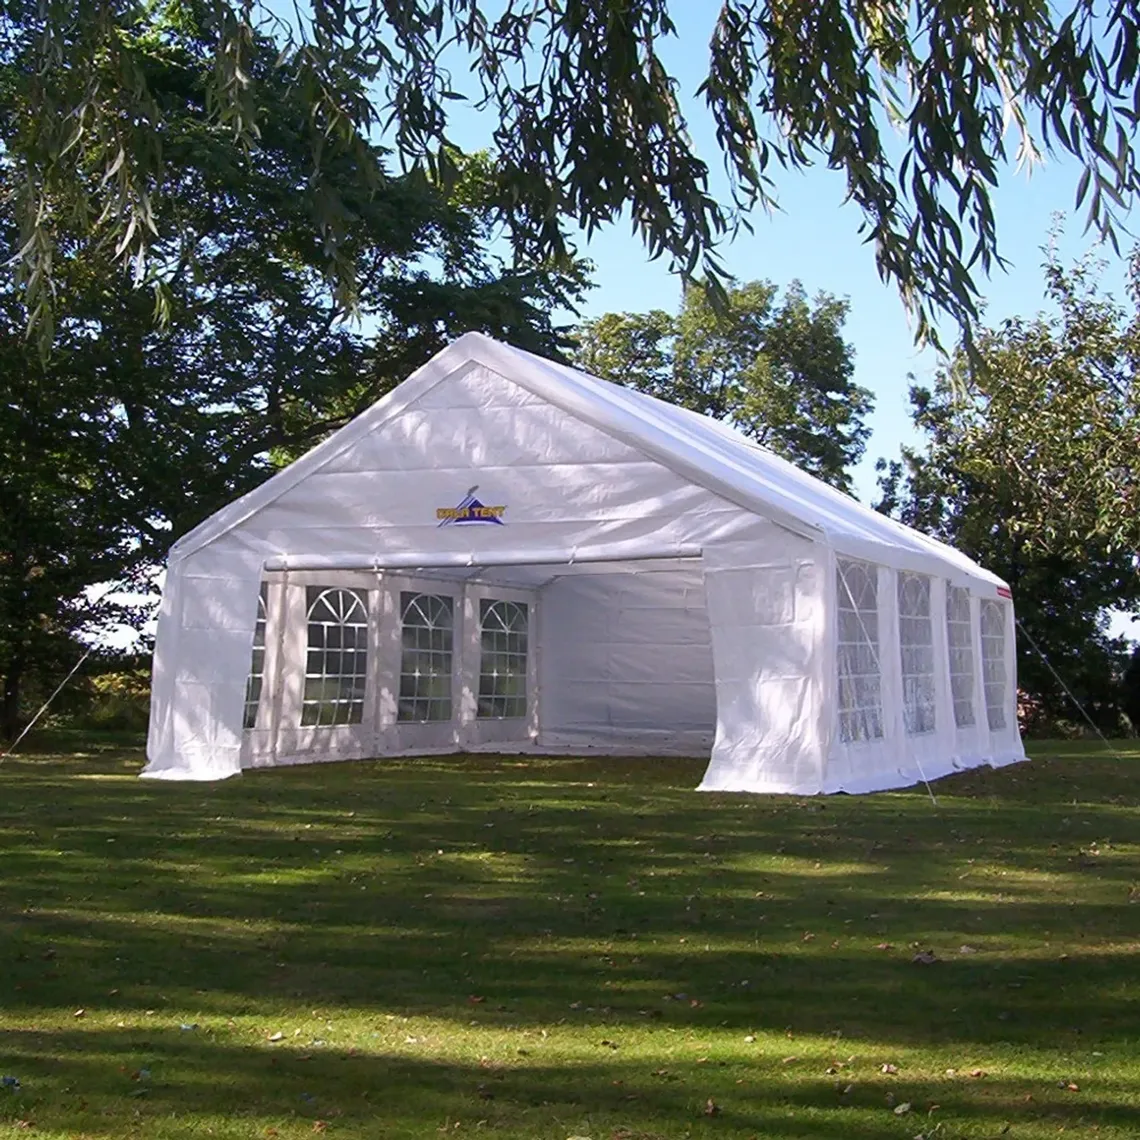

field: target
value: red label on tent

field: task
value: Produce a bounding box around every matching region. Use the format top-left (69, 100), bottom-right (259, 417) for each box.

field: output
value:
top-left (996, 586), bottom-right (1012, 599)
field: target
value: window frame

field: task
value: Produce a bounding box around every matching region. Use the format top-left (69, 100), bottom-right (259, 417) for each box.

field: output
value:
top-left (397, 590), bottom-right (457, 724)
top-left (836, 558), bottom-right (885, 746)
top-left (242, 583), bottom-right (269, 731)
top-left (898, 572), bottom-right (936, 737)
top-left (301, 585), bottom-right (370, 728)
top-left (945, 585), bottom-right (977, 730)
top-left (980, 598), bottom-right (1009, 732)
top-left (477, 597), bottom-right (530, 720)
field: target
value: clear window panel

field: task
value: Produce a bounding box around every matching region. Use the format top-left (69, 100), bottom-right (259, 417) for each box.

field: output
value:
top-left (398, 592), bottom-right (454, 722)
top-left (837, 559), bottom-right (884, 743)
top-left (898, 573), bottom-right (936, 736)
top-left (981, 599), bottom-right (1008, 731)
top-left (478, 599), bottom-right (529, 719)
top-left (242, 583), bottom-right (268, 730)
top-left (946, 586), bottom-right (976, 728)
top-left (301, 587), bottom-right (368, 727)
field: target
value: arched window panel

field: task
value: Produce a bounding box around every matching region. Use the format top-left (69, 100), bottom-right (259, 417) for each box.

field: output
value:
top-left (898, 573), bottom-right (936, 735)
top-left (302, 587), bottom-right (368, 727)
top-left (242, 583), bottom-right (268, 730)
top-left (837, 559), bottom-right (884, 744)
top-left (398, 592), bottom-right (454, 722)
top-left (980, 599), bottom-right (1008, 731)
top-left (946, 586), bottom-right (976, 728)
top-left (478, 599), bottom-right (529, 719)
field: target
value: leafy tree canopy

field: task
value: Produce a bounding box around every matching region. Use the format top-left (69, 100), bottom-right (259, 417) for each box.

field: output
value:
top-left (6, 0), bottom-right (1140, 350)
top-left (879, 244), bottom-right (1140, 560)
top-left (574, 280), bottom-right (871, 493)
top-left (0, 20), bottom-right (585, 737)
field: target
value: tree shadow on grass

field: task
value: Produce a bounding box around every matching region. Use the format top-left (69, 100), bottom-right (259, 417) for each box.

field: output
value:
top-left (3, 736), bottom-right (1140, 1136)
top-left (3, 1026), bottom-right (1139, 1140)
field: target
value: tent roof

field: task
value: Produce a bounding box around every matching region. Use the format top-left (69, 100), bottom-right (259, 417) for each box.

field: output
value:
top-left (170, 332), bottom-right (1005, 588)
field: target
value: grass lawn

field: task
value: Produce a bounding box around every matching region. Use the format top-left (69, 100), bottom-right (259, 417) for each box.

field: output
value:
top-left (2, 737), bottom-right (1140, 1140)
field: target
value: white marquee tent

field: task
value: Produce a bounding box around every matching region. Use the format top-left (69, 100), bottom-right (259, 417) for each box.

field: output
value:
top-left (143, 332), bottom-right (1025, 792)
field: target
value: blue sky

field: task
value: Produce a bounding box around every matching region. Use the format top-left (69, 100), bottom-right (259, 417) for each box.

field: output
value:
top-left (568, 157), bottom-right (1121, 504)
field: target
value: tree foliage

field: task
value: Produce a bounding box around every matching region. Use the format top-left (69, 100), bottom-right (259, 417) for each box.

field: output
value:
top-left (881, 246), bottom-right (1140, 559)
top-left (0, 21), bottom-right (585, 738)
top-left (6, 0), bottom-right (1140, 349)
top-left (574, 280), bottom-right (871, 492)
top-left (876, 249), bottom-right (1140, 732)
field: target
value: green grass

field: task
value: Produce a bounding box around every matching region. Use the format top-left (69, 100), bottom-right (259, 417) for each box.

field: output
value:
top-left (3, 736), bottom-right (1140, 1140)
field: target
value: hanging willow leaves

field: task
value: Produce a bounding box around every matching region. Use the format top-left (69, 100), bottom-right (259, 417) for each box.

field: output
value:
top-left (5, 0), bottom-right (1140, 350)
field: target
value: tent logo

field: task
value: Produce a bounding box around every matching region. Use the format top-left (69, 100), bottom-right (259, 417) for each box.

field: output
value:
top-left (437, 486), bottom-right (506, 527)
